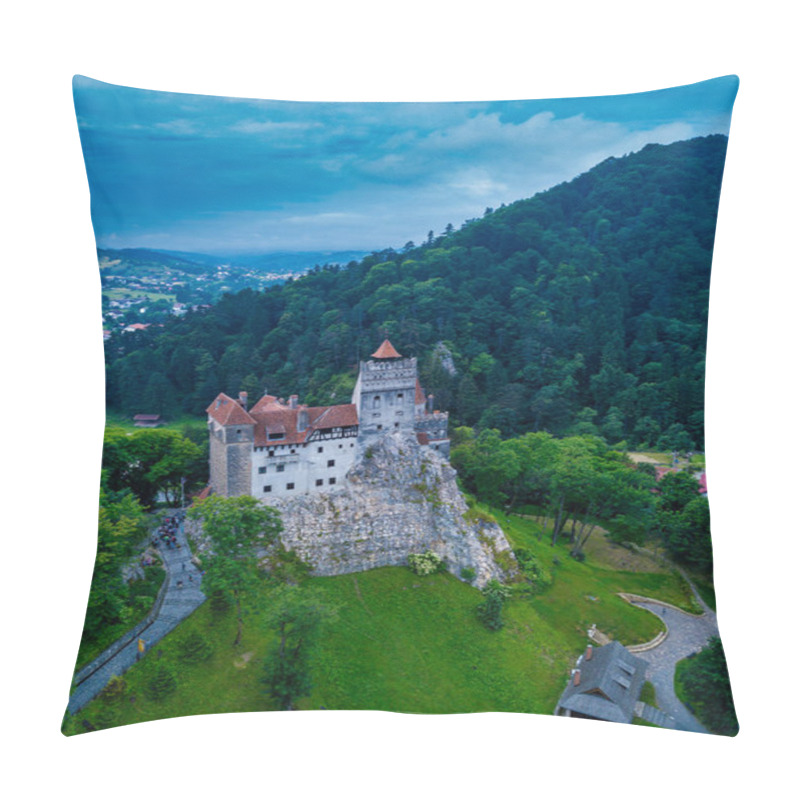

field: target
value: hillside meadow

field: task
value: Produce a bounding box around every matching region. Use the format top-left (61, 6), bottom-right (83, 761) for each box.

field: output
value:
top-left (64, 514), bottom-right (693, 733)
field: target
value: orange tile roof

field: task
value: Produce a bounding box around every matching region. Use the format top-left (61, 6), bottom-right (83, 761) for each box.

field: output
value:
top-left (250, 399), bottom-right (359, 447)
top-left (371, 339), bottom-right (402, 359)
top-left (206, 393), bottom-right (257, 426)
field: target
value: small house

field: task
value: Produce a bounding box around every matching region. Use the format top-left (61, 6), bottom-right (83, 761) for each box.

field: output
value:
top-left (133, 414), bottom-right (163, 428)
top-left (554, 640), bottom-right (647, 724)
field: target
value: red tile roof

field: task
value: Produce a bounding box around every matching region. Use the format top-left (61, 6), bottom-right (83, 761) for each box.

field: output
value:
top-left (416, 432), bottom-right (430, 445)
top-left (209, 389), bottom-right (359, 446)
top-left (206, 393), bottom-right (257, 426)
top-left (249, 398), bottom-right (359, 447)
top-left (371, 339), bottom-right (402, 359)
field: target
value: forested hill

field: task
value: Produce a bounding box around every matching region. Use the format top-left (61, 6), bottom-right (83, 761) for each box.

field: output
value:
top-left (107, 134), bottom-right (729, 451)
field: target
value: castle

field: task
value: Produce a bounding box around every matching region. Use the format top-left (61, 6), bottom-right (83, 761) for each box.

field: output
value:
top-left (207, 340), bottom-right (450, 499)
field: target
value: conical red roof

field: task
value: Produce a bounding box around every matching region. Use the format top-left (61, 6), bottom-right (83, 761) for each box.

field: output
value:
top-left (371, 339), bottom-right (402, 359)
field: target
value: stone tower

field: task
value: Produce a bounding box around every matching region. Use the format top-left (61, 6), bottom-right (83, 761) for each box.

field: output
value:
top-left (352, 339), bottom-right (417, 447)
top-left (207, 393), bottom-right (255, 496)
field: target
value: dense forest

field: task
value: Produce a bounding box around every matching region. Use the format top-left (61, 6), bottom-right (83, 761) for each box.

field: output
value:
top-left (104, 135), bottom-right (728, 450)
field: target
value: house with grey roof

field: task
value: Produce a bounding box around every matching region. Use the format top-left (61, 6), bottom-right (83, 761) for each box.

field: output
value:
top-left (554, 640), bottom-right (647, 724)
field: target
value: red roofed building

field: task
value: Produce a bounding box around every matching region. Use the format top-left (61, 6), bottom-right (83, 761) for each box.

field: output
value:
top-left (208, 339), bottom-right (449, 499)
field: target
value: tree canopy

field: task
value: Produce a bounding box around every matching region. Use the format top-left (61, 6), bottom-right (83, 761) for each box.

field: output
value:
top-left (103, 136), bottom-right (727, 450)
top-left (188, 495), bottom-right (283, 644)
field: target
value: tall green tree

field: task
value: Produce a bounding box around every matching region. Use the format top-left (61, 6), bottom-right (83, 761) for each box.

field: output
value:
top-left (261, 585), bottom-right (337, 710)
top-left (188, 495), bottom-right (283, 645)
top-left (81, 490), bottom-right (148, 651)
top-left (102, 428), bottom-right (204, 507)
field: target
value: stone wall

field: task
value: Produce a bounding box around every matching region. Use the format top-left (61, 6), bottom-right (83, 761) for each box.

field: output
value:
top-left (264, 430), bottom-right (516, 587)
top-left (208, 419), bottom-right (254, 496)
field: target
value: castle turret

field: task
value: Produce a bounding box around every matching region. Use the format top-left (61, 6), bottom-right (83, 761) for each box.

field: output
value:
top-left (206, 393), bottom-right (256, 496)
top-left (353, 339), bottom-right (417, 445)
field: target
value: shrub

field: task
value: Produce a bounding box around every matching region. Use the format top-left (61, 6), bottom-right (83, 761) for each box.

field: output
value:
top-left (408, 551), bottom-right (444, 576)
top-left (477, 580), bottom-right (511, 631)
top-left (460, 566), bottom-right (477, 583)
top-left (99, 675), bottom-right (127, 705)
top-left (463, 506), bottom-right (497, 525)
top-left (209, 589), bottom-right (230, 617)
top-left (514, 548), bottom-right (553, 591)
top-left (144, 664), bottom-right (177, 702)
top-left (94, 705), bottom-right (120, 731)
top-left (177, 630), bottom-right (213, 664)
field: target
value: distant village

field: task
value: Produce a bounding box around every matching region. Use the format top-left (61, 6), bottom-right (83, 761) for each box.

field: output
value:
top-left (100, 260), bottom-right (304, 338)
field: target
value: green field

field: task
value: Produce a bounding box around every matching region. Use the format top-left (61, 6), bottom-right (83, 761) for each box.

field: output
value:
top-left (103, 287), bottom-right (176, 303)
top-left (104, 412), bottom-right (208, 435)
top-left (64, 514), bottom-right (693, 734)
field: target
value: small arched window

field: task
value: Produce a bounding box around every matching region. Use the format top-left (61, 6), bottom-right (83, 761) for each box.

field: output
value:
top-left (373, 395), bottom-right (381, 409)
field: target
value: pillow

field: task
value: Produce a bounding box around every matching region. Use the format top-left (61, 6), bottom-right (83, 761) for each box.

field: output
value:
top-left (64, 75), bottom-right (739, 736)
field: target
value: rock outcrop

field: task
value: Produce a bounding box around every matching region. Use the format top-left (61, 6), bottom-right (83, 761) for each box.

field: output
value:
top-left (265, 431), bottom-right (515, 587)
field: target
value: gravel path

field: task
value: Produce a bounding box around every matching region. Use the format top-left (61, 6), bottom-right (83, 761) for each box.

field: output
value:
top-left (630, 578), bottom-right (718, 734)
top-left (66, 520), bottom-right (205, 715)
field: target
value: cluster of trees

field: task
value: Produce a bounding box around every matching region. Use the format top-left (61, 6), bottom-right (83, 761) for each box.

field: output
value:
top-left (104, 136), bottom-right (727, 450)
top-left (452, 428), bottom-right (713, 572)
top-left (452, 430), bottom-right (656, 557)
top-left (102, 427), bottom-right (207, 508)
top-left (79, 489), bottom-right (150, 656)
top-left (653, 471), bottom-right (713, 572)
top-left (676, 637), bottom-right (738, 736)
top-left (188, 496), bottom-right (336, 710)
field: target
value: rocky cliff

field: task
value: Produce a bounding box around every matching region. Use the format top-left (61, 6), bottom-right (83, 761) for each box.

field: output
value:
top-left (264, 431), bottom-right (516, 587)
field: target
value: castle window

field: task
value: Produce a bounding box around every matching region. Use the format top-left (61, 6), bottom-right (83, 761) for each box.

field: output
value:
top-left (286, 483), bottom-right (295, 490)
top-left (377, 424), bottom-right (383, 431)
top-left (338, 444), bottom-right (342, 449)
top-left (327, 459), bottom-right (335, 467)
top-left (258, 466), bottom-right (267, 474)
top-left (317, 446), bottom-right (323, 453)
top-left (397, 393), bottom-right (403, 399)
top-left (263, 485), bottom-right (272, 493)
top-left (290, 449), bottom-right (296, 454)
top-left (277, 464), bottom-right (285, 473)
top-left (394, 423), bottom-right (399, 428)
top-left (373, 395), bottom-right (381, 408)
top-left (268, 450), bottom-right (275, 457)
top-left (268, 433), bottom-right (283, 441)
top-left (316, 479), bottom-right (323, 487)
top-left (329, 477), bottom-right (336, 485)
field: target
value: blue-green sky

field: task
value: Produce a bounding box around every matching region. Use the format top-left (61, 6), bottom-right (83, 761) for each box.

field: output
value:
top-left (74, 75), bottom-right (737, 254)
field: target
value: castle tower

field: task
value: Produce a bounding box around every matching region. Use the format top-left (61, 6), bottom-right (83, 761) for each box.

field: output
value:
top-left (206, 393), bottom-right (255, 496)
top-left (353, 339), bottom-right (417, 446)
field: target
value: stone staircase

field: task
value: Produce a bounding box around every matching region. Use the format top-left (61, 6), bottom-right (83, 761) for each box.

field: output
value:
top-left (634, 701), bottom-right (676, 729)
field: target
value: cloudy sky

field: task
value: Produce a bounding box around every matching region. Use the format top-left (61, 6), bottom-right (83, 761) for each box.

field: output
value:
top-left (73, 75), bottom-right (738, 255)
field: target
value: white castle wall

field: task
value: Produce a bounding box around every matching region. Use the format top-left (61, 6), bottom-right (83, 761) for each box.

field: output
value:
top-left (250, 437), bottom-right (357, 499)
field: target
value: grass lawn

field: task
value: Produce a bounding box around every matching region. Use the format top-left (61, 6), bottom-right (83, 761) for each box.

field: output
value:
top-left (689, 573), bottom-right (716, 611)
top-left (103, 287), bottom-right (176, 303)
top-left (104, 412), bottom-right (207, 435)
top-left (639, 680), bottom-right (658, 707)
top-left (64, 514), bottom-right (695, 735)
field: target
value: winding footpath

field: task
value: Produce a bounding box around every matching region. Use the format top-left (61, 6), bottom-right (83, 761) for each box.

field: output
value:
top-left (628, 574), bottom-right (718, 733)
top-left (67, 520), bottom-right (205, 715)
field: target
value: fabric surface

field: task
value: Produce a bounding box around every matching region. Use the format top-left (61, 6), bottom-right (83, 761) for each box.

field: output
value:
top-left (64, 75), bottom-right (739, 736)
